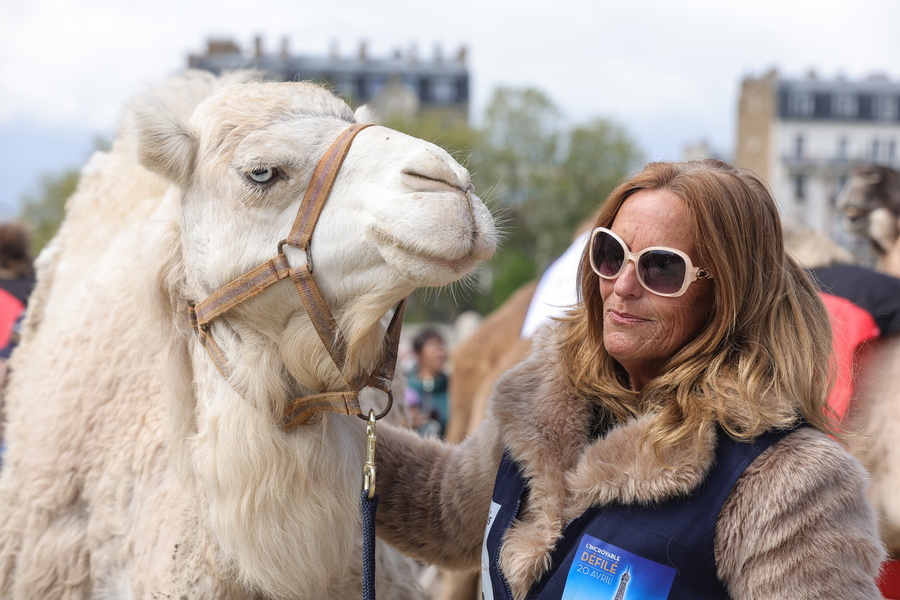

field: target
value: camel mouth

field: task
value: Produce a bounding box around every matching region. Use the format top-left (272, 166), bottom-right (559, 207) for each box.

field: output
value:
top-left (370, 226), bottom-right (489, 280)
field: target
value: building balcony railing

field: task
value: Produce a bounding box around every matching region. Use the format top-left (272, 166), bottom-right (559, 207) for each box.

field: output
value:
top-left (780, 154), bottom-right (896, 172)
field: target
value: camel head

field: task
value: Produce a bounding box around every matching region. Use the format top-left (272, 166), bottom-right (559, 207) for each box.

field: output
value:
top-left (837, 165), bottom-right (900, 257)
top-left (130, 77), bottom-right (497, 402)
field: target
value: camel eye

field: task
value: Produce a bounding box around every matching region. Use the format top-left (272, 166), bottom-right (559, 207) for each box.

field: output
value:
top-left (843, 205), bottom-right (864, 219)
top-left (248, 167), bottom-right (277, 184)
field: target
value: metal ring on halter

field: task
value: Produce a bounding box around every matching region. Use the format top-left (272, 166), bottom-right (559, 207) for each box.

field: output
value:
top-left (357, 389), bottom-right (393, 421)
top-left (278, 239), bottom-right (314, 274)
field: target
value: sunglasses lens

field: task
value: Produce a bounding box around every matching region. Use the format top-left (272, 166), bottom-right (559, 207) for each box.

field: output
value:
top-left (638, 251), bottom-right (687, 295)
top-left (593, 231), bottom-right (625, 277)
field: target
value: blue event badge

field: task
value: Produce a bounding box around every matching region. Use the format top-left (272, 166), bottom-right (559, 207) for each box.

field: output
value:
top-left (561, 533), bottom-right (675, 600)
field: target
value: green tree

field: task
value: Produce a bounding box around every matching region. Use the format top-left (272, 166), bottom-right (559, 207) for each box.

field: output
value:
top-left (472, 89), bottom-right (644, 312)
top-left (477, 87), bottom-right (562, 202)
top-left (550, 118), bottom-right (645, 246)
top-left (470, 87), bottom-right (563, 311)
top-left (19, 169), bottom-right (79, 255)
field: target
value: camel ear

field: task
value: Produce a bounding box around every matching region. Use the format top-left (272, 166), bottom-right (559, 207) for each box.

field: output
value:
top-left (129, 99), bottom-right (198, 188)
top-left (354, 104), bottom-right (380, 125)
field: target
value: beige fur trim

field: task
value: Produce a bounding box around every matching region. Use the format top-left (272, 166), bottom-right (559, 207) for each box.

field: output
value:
top-left (564, 417), bottom-right (715, 519)
top-left (715, 428), bottom-right (886, 598)
top-left (487, 329), bottom-right (717, 598)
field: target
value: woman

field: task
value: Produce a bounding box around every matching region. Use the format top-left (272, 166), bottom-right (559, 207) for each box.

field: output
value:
top-left (375, 160), bottom-right (885, 599)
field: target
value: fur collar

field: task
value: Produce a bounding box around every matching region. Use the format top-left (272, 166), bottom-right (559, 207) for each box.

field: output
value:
top-left (488, 328), bottom-right (717, 599)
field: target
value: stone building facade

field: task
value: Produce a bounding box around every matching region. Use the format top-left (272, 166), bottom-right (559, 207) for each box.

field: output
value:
top-left (735, 69), bottom-right (900, 242)
top-left (188, 36), bottom-right (470, 127)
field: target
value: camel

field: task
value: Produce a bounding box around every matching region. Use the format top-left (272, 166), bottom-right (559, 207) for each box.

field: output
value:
top-left (0, 70), bottom-right (497, 599)
top-left (444, 216), bottom-right (900, 598)
top-left (784, 222), bottom-right (900, 557)
top-left (837, 165), bottom-right (900, 276)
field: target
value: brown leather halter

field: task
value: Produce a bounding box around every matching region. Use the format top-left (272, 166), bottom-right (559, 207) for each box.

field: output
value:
top-left (187, 122), bottom-right (406, 431)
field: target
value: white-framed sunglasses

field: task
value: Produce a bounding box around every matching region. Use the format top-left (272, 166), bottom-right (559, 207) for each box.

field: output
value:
top-left (589, 227), bottom-right (713, 297)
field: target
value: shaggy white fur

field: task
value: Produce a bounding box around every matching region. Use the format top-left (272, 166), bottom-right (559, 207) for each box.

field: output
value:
top-left (0, 70), bottom-right (497, 598)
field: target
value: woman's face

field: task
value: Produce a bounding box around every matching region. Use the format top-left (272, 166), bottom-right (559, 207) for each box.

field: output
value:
top-left (599, 189), bottom-right (714, 390)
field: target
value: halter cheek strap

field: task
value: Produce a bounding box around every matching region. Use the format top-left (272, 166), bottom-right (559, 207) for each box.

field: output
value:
top-left (186, 122), bottom-right (406, 431)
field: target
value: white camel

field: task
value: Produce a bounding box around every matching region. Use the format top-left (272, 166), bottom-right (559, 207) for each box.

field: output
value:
top-left (0, 70), bottom-right (497, 599)
top-left (837, 164), bottom-right (900, 276)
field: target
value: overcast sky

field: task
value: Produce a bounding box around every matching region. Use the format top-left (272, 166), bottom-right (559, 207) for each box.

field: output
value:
top-left (1, 0), bottom-right (897, 218)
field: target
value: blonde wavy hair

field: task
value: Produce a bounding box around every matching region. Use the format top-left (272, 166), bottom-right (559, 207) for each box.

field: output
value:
top-left (558, 159), bottom-right (837, 453)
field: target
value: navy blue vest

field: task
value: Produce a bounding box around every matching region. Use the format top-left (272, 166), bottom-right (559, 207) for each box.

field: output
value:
top-left (481, 428), bottom-right (793, 600)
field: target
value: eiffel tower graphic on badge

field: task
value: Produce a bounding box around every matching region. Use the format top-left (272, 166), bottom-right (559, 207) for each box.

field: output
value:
top-left (613, 565), bottom-right (631, 599)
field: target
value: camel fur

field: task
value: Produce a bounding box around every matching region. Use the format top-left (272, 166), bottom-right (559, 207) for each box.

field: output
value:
top-left (0, 70), bottom-right (497, 599)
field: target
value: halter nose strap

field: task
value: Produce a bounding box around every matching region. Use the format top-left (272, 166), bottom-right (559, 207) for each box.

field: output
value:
top-left (187, 122), bottom-right (406, 431)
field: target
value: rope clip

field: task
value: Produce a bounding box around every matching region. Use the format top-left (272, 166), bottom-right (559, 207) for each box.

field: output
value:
top-left (363, 408), bottom-right (377, 499)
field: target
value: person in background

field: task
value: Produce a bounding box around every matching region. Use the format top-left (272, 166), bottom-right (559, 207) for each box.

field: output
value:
top-left (371, 159), bottom-right (885, 599)
top-left (405, 328), bottom-right (450, 438)
top-left (0, 222), bottom-right (35, 466)
top-left (0, 222), bottom-right (35, 372)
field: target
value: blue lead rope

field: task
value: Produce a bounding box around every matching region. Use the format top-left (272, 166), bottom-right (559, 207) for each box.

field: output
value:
top-left (361, 408), bottom-right (379, 600)
top-left (360, 490), bottom-right (379, 600)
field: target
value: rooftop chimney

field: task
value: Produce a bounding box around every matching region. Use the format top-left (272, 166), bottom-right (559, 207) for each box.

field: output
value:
top-left (456, 45), bottom-right (468, 64)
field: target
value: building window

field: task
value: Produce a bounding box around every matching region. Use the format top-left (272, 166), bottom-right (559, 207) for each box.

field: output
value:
top-left (872, 139), bottom-right (881, 162)
top-left (833, 94), bottom-right (858, 119)
top-left (334, 77), bottom-right (355, 97)
top-left (789, 91), bottom-right (814, 117)
top-left (368, 75), bottom-right (386, 98)
top-left (795, 134), bottom-right (804, 160)
top-left (837, 175), bottom-right (848, 195)
top-left (418, 77), bottom-right (431, 102)
top-left (794, 174), bottom-right (806, 201)
top-left (873, 95), bottom-right (899, 121)
top-left (889, 140), bottom-right (897, 164)
top-left (432, 78), bottom-right (456, 103)
top-left (836, 137), bottom-right (848, 161)
top-left (456, 77), bottom-right (468, 102)
top-left (355, 75), bottom-right (368, 100)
